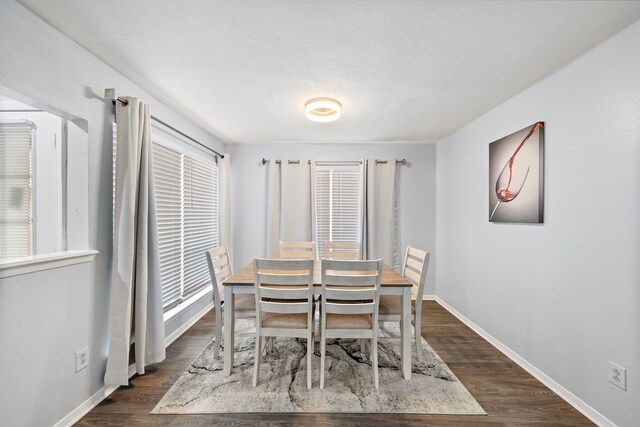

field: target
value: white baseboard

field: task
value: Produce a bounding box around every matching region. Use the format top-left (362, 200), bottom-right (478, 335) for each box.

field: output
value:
top-left (54, 302), bottom-right (213, 427)
top-left (434, 296), bottom-right (616, 427)
top-left (52, 383), bottom-right (119, 427)
top-left (422, 294), bottom-right (436, 300)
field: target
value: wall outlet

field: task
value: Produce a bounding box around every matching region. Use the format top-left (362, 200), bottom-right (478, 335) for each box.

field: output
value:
top-left (75, 347), bottom-right (89, 373)
top-left (609, 361), bottom-right (626, 390)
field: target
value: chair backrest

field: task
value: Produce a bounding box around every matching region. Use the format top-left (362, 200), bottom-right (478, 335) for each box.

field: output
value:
top-left (206, 245), bottom-right (233, 303)
top-left (401, 246), bottom-right (430, 300)
top-left (321, 259), bottom-right (382, 317)
top-left (279, 241), bottom-right (316, 260)
top-left (324, 241), bottom-right (360, 260)
top-left (253, 258), bottom-right (314, 318)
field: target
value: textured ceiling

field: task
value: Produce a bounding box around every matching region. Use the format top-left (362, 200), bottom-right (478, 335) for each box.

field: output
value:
top-left (17, 0), bottom-right (640, 143)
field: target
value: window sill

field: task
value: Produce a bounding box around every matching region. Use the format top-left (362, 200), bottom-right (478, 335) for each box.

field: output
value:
top-left (0, 250), bottom-right (99, 279)
top-left (163, 285), bottom-right (213, 323)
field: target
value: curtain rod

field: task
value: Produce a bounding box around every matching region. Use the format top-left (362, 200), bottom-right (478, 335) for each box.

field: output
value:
top-left (261, 158), bottom-right (406, 165)
top-left (108, 92), bottom-right (224, 159)
top-left (261, 159), bottom-right (311, 165)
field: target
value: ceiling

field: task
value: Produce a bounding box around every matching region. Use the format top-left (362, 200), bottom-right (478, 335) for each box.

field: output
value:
top-left (17, 0), bottom-right (640, 144)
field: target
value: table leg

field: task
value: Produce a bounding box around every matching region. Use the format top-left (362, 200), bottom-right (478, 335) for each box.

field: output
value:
top-left (223, 285), bottom-right (235, 376)
top-left (401, 287), bottom-right (411, 380)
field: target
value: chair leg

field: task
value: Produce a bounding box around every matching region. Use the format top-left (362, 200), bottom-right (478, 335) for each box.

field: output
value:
top-left (372, 334), bottom-right (379, 389)
top-left (320, 332), bottom-right (326, 389)
top-left (213, 303), bottom-right (222, 358)
top-left (358, 339), bottom-right (367, 360)
top-left (253, 335), bottom-right (262, 387)
top-left (414, 317), bottom-right (424, 362)
top-left (267, 337), bottom-right (274, 353)
top-left (307, 332), bottom-right (314, 389)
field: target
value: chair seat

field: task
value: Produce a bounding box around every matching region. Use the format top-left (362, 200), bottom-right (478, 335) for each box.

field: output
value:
top-left (261, 312), bottom-right (311, 328)
top-left (325, 313), bottom-right (372, 329)
top-left (378, 295), bottom-right (416, 315)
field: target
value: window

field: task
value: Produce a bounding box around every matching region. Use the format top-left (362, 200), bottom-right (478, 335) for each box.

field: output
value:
top-left (151, 127), bottom-right (219, 312)
top-left (0, 122), bottom-right (33, 259)
top-left (1, 92), bottom-right (89, 265)
top-left (315, 164), bottom-right (362, 258)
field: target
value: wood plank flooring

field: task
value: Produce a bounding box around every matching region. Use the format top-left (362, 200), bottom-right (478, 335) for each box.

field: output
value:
top-left (76, 301), bottom-right (593, 426)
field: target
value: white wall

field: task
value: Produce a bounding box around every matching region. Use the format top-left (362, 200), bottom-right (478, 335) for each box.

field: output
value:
top-left (435, 20), bottom-right (640, 427)
top-left (0, 2), bottom-right (225, 426)
top-left (228, 142), bottom-right (436, 294)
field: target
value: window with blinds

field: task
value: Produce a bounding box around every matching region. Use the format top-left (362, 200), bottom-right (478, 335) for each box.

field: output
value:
top-left (0, 122), bottom-right (34, 259)
top-left (152, 137), bottom-right (218, 312)
top-left (315, 164), bottom-right (361, 258)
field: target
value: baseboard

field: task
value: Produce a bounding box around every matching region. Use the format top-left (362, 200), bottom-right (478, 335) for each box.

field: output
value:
top-left (52, 383), bottom-right (118, 427)
top-left (54, 302), bottom-right (213, 427)
top-left (422, 294), bottom-right (436, 300)
top-left (434, 296), bottom-right (616, 427)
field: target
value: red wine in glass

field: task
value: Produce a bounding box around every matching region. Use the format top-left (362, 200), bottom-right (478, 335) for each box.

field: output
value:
top-left (490, 161), bottom-right (530, 219)
top-left (490, 122), bottom-right (543, 220)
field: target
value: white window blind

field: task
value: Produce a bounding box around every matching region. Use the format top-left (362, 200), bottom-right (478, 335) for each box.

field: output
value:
top-left (315, 165), bottom-right (361, 258)
top-left (0, 122), bottom-right (34, 259)
top-left (183, 155), bottom-right (219, 300)
top-left (152, 139), bottom-right (218, 311)
top-left (153, 142), bottom-right (184, 310)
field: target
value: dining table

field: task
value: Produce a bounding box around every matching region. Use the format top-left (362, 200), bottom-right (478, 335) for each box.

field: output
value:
top-left (222, 260), bottom-right (414, 380)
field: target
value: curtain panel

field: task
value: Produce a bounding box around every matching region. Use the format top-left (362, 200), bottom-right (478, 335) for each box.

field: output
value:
top-left (105, 97), bottom-right (165, 386)
top-left (219, 154), bottom-right (232, 247)
top-left (362, 159), bottom-right (399, 270)
top-left (266, 160), bottom-right (313, 258)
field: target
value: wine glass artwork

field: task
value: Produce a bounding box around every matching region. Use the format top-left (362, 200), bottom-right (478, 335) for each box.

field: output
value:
top-left (489, 122), bottom-right (545, 223)
top-left (490, 160), bottom-right (529, 220)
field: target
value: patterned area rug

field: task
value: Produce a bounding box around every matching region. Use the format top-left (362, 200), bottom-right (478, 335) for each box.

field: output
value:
top-left (152, 319), bottom-right (485, 414)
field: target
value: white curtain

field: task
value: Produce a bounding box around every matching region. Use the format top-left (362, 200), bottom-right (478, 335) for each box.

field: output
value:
top-left (310, 161), bottom-right (318, 258)
top-left (265, 161), bottom-right (281, 258)
top-left (218, 154), bottom-right (231, 247)
top-left (362, 159), bottom-right (399, 269)
top-left (105, 97), bottom-right (165, 386)
top-left (265, 160), bottom-right (313, 258)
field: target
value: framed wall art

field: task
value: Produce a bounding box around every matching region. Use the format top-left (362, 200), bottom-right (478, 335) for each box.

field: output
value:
top-left (489, 121), bottom-right (544, 223)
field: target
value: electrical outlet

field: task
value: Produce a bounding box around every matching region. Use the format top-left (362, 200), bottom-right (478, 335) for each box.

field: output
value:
top-left (609, 361), bottom-right (626, 390)
top-left (75, 347), bottom-right (89, 373)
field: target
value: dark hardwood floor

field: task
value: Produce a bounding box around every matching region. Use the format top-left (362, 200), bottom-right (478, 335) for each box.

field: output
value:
top-left (76, 301), bottom-right (593, 426)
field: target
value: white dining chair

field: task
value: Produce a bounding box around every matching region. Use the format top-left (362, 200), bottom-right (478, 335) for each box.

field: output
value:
top-left (253, 258), bottom-right (315, 389)
top-left (378, 246), bottom-right (430, 362)
top-left (324, 241), bottom-right (360, 260)
top-left (279, 240), bottom-right (316, 260)
top-left (206, 245), bottom-right (255, 358)
top-left (320, 259), bottom-right (382, 389)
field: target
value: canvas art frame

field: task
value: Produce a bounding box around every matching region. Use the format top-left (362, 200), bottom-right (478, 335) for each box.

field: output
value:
top-left (489, 122), bottom-right (544, 223)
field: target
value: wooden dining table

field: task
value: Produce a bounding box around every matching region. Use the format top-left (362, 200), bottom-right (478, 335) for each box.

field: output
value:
top-left (222, 260), bottom-right (414, 380)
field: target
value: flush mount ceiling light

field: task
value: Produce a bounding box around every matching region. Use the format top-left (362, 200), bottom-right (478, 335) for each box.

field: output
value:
top-left (304, 97), bottom-right (341, 122)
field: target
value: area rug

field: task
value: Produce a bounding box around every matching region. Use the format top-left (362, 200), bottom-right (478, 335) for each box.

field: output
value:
top-left (152, 319), bottom-right (485, 414)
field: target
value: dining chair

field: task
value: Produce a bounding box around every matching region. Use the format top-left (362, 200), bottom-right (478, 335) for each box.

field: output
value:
top-left (378, 246), bottom-right (430, 362)
top-left (206, 245), bottom-right (255, 358)
top-left (320, 259), bottom-right (382, 389)
top-left (253, 258), bottom-right (315, 389)
top-left (279, 240), bottom-right (316, 260)
top-left (324, 241), bottom-right (361, 260)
